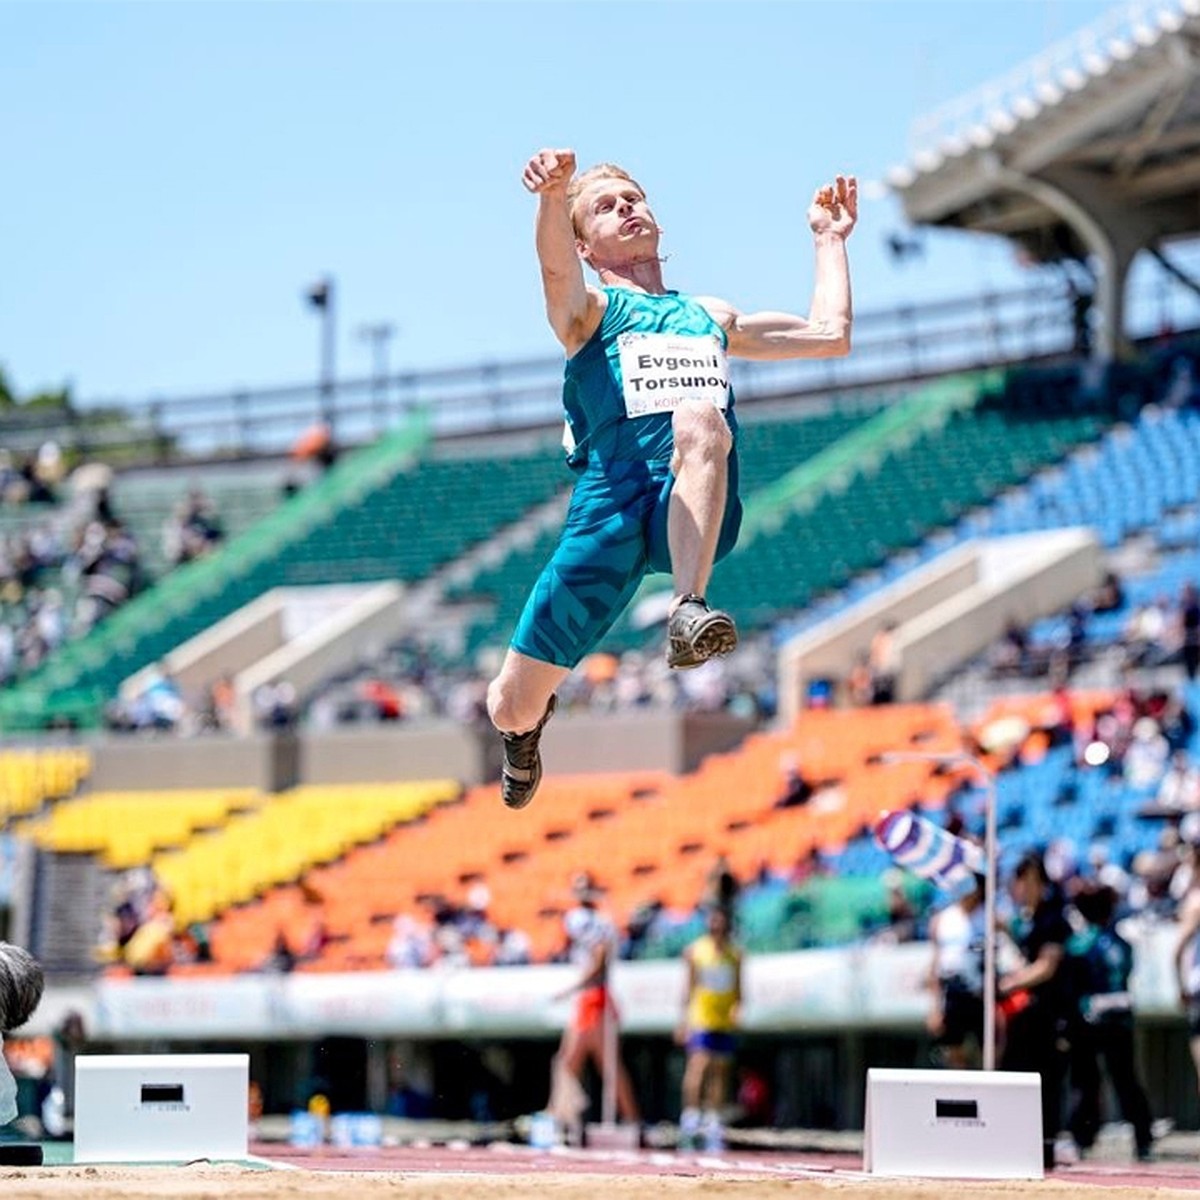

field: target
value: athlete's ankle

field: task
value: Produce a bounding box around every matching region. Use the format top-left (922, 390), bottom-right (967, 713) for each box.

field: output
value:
top-left (668, 592), bottom-right (706, 616)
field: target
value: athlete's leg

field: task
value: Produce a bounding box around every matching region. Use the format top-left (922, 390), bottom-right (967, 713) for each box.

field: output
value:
top-left (492, 469), bottom-right (649, 807)
top-left (585, 1029), bottom-right (641, 1123)
top-left (487, 650), bottom-right (569, 736)
top-left (1189, 1033), bottom-right (1200, 1105)
top-left (650, 423), bottom-right (742, 670)
top-left (557, 1023), bottom-right (591, 1080)
top-left (681, 1047), bottom-right (709, 1112)
top-left (703, 1054), bottom-right (733, 1113)
top-left (667, 400), bottom-right (733, 603)
top-left (486, 649), bottom-right (566, 810)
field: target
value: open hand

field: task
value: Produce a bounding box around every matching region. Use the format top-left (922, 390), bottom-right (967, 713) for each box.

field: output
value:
top-left (808, 175), bottom-right (858, 239)
top-left (523, 148), bottom-right (577, 196)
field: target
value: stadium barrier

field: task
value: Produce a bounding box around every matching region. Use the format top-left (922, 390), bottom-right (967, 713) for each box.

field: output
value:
top-left (75, 710), bottom-right (756, 793)
top-left (33, 922), bottom-right (1183, 1041)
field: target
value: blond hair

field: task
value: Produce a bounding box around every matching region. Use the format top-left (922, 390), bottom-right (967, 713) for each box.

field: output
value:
top-left (567, 163), bottom-right (645, 236)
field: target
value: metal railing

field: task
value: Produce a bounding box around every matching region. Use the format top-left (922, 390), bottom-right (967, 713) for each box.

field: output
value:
top-left (1, 283), bottom-right (1080, 466)
top-left (903, 0), bottom-right (1191, 165)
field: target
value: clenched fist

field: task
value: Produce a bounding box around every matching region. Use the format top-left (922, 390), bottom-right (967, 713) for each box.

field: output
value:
top-left (807, 175), bottom-right (858, 239)
top-left (522, 148), bottom-right (577, 195)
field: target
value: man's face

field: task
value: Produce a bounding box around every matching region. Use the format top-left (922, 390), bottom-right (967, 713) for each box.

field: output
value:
top-left (574, 176), bottom-right (659, 267)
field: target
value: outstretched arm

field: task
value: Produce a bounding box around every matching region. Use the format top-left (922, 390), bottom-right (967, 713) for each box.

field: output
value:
top-left (698, 176), bottom-right (856, 361)
top-left (522, 148), bottom-right (606, 355)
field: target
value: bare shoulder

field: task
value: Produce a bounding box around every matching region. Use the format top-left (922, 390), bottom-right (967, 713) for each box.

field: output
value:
top-left (691, 295), bottom-right (739, 331)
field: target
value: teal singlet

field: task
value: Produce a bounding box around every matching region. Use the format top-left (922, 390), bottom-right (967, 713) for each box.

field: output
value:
top-left (509, 287), bottom-right (744, 668)
top-left (562, 288), bottom-right (739, 468)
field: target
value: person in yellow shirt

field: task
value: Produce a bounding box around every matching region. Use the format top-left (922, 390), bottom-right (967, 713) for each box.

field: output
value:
top-left (677, 905), bottom-right (742, 1151)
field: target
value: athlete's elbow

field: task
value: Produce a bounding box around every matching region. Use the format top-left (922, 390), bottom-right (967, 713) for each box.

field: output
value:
top-left (814, 323), bottom-right (850, 358)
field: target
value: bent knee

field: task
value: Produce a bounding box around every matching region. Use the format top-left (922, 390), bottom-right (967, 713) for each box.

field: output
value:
top-left (672, 401), bottom-right (732, 460)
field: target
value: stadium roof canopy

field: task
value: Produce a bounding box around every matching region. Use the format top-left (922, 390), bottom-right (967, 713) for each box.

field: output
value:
top-left (888, 0), bottom-right (1200, 358)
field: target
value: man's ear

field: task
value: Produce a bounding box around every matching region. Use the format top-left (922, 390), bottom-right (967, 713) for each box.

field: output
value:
top-left (576, 238), bottom-right (592, 266)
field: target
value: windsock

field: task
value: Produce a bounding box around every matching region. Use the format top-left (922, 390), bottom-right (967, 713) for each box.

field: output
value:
top-left (874, 810), bottom-right (985, 891)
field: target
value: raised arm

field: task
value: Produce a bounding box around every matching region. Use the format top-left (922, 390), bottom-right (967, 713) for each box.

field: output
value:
top-left (697, 176), bottom-right (856, 361)
top-left (522, 148), bottom-right (606, 355)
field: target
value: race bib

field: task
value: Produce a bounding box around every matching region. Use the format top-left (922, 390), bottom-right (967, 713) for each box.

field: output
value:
top-left (617, 332), bottom-right (729, 419)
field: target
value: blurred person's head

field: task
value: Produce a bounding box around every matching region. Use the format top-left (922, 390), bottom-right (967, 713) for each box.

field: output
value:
top-left (1011, 851), bottom-right (1050, 910)
top-left (0, 943), bottom-right (44, 1032)
top-left (705, 905), bottom-right (732, 942)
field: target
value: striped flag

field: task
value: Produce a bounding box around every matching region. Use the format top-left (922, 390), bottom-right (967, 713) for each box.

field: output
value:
top-left (874, 810), bottom-right (985, 891)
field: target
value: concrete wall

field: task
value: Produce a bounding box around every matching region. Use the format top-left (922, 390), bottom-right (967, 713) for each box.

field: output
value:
top-left (88, 733), bottom-right (278, 792)
top-left (78, 711), bottom-right (757, 793)
top-left (542, 710), bottom-right (755, 777)
top-left (298, 722), bottom-right (488, 786)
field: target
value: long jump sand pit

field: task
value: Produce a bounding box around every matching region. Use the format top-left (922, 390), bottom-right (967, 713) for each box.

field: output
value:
top-left (6, 1144), bottom-right (1200, 1200)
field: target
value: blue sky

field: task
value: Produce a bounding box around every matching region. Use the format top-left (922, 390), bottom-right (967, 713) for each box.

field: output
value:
top-left (2, 0), bottom-right (1124, 405)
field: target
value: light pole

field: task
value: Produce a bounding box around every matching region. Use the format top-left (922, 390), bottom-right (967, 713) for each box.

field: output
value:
top-left (881, 749), bottom-right (999, 1071)
top-left (357, 322), bottom-right (397, 432)
top-left (304, 276), bottom-right (337, 435)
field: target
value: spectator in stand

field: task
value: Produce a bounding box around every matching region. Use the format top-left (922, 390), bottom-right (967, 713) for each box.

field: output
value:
top-left (162, 488), bottom-right (226, 567)
top-left (1123, 600), bottom-right (1170, 669)
top-left (773, 754), bottom-right (813, 809)
top-left (1160, 691), bottom-right (1197, 754)
top-left (990, 618), bottom-right (1031, 677)
top-left (1158, 751), bottom-right (1200, 813)
top-left (0, 452), bottom-right (19, 502)
top-left (122, 887), bottom-right (177, 976)
top-left (1129, 827), bottom-right (1184, 919)
top-left (1180, 583), bottom-right (1200, 681)
top-left (199, 674), bottom-right (237, 732)
top-left (868, 621), bottom-right (899, 704)
top-left (72, 519), bottom-right (141, 632)
top-left (386, 915), bottom-right (434, 968)
top-left (264, 930), bottom-right (296, 974)
top-left (704, 854), bottom-right (740, 916)
top-left (493, 927), bottom-right (533, 966)
top-left (878, 869), bottom-right (918, 944)
top-left (254, 682), bottom-right (298, 730)
top-left (846, 652), bottom-right (874, 706)
top-left (1090, 571), bottom-right (1125, 615)
top-left (358, 678), bottom-right (404, 722)
top-left (1124, 717), bottom-right (1170, 791)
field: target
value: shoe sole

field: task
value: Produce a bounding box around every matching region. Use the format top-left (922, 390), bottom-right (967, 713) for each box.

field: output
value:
top-left (668, 613), bottom-right (739, 670)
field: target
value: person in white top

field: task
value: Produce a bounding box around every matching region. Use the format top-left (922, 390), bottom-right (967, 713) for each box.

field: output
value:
top-left (926, 875), bottom-right (987, 1069)
top-left (547, 874), bottom-right (640, 1128)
